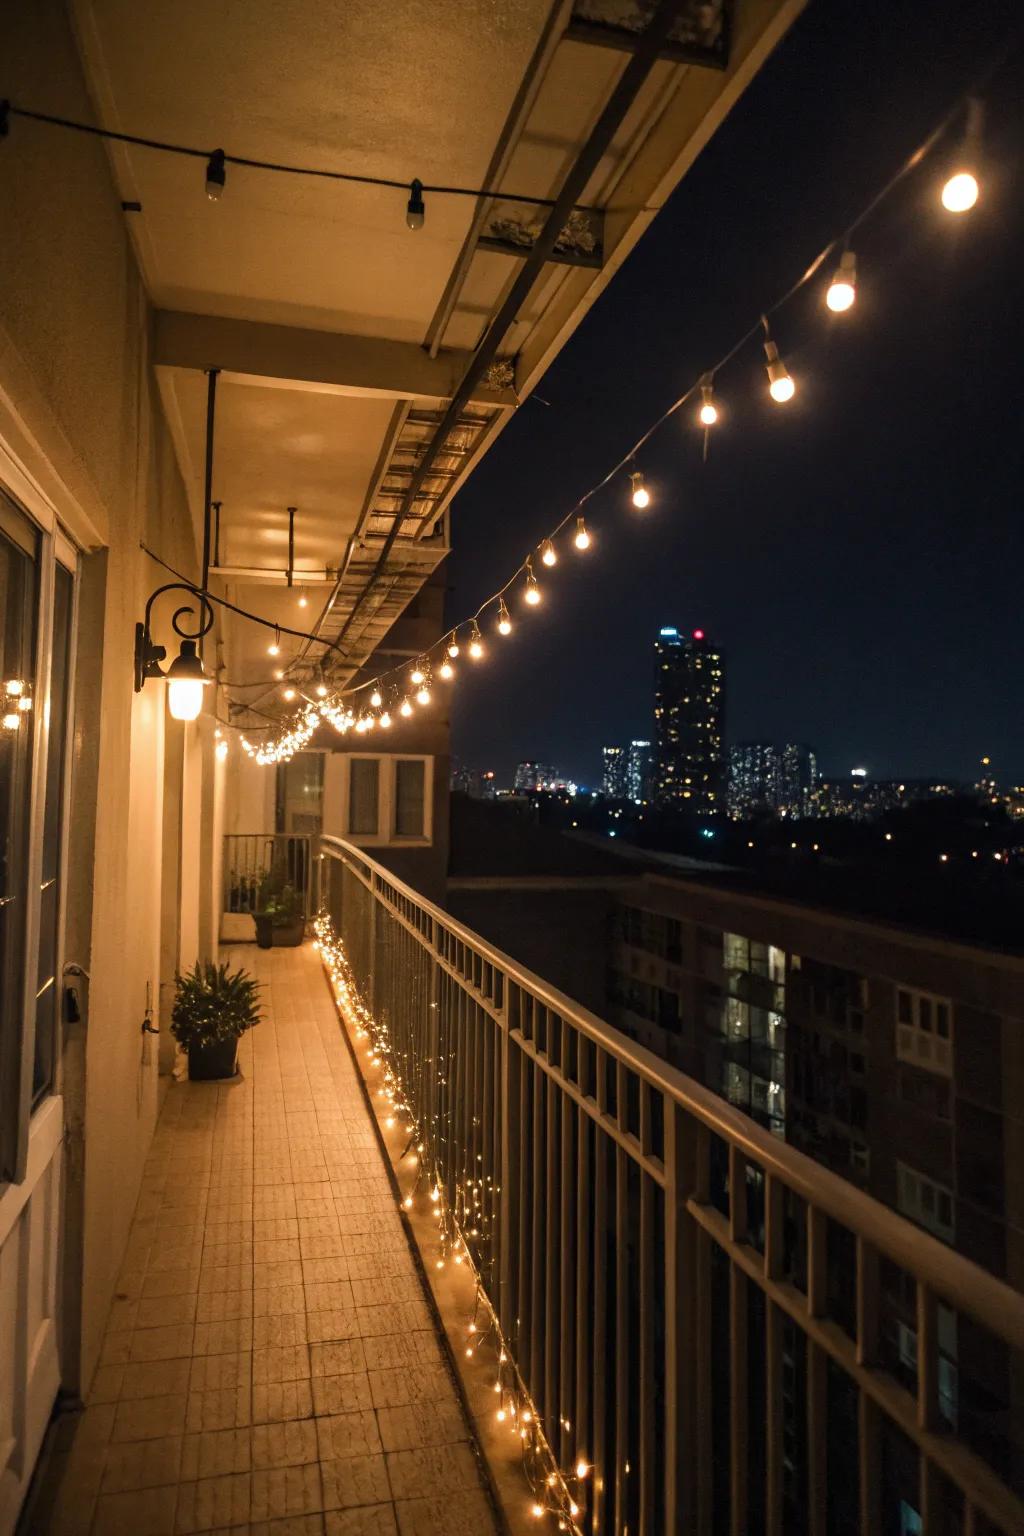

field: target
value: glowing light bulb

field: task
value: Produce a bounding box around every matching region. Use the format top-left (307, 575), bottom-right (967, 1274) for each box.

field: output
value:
top-left (699, 379), bottom-right (718, 426)
top-left (574, 516), bottom-right (590, 550)
top-left (530, 1503), bottom-right (544, 1519)
top-left (216, 738), bottom-right (228, 762)
top-left (439, 660), bottom-right (454, 680)
top-left (283, 687), bottom-right (296, 701)
top-left (764, 339), bottom-right (795, 402)
top-left (400, 698), bottom-right (413, 717)
top-left (469, 623), bottom-right (484, 659)
top-left (942, 170), bottom-right (979, 213)
top-left (576, 1461), bottom-right (589, 1479)
top-left (630, 470), bottom-right (650, 509)
top-left (498, 601), bottom-right (512, 636)
top-left (403, 1195), bottom-right (413, 1209)
top-left (524, 562), bottom-right (541, 606)
top-left (826, 248), bottom-right (857, 312)
top-left (415, 687), bottom-right (431, 706)
top-left (167, 679), bottom-right (204, 721)
top-left (447, 634), bottom-right (460, 659)
top-left (541, 539), bottom-right (557, 567)
top-left (380, 712), bottom-right (391, 728)
top-left (17, 695), bottom-right (32, 712)
top-left (273, 668), bottom-right (284, 680)
top-left (297, 592), bottom-right (308, 608)
top-left (5, 680), bottom-right (24, 696)
top-left (267, 640), bottom-right (280, 657)
top-left (3, 712), bottom-right (20, 731)
top-left (410, 666), bottom-right (425, 686)
top-left (316, 683), bottom-right (328, 698)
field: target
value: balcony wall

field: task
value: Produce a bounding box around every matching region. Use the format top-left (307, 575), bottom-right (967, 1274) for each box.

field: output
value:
top-left (1, 1), bottom-right (213, 1389)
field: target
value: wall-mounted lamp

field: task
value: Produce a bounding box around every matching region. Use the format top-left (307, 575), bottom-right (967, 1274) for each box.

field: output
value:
top-left (134, 582), bottom-right (214, 721)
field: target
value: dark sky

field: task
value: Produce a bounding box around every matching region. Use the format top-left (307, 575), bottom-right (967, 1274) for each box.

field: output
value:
top-left (447, 0), bottom-right (1024, 789)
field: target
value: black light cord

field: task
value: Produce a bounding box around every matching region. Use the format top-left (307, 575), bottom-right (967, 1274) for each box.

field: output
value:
top-left (3, 101), bottom-right (591, 212)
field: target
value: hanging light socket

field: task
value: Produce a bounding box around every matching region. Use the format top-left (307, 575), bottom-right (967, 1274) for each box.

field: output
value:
top-left (406, 178), bottom-right (425, 230)
top-left (206, 149), bottom-right (226, 200)
top-left (764, 337), bottom-right (795, 402)
top-left (826, 248), bottom-right (857, 312)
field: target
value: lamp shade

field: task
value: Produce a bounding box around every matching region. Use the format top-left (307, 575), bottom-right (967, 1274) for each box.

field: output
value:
top-left (165, 640), bottom-right (212, 721)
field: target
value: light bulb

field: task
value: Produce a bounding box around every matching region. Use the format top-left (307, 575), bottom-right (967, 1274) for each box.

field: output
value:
top-left (469, 624), bottom-right (484, 659)
top-left (370, 690), bottom-right (382, 708)
top-left (406, 178), bottom-right (425, 230)
top-left (316, 683), bottom-right (328, 698)
top-left (4, 679), bottom-right (24, 696)
top-left (17, 696), bottom-right (31, 712)
top-left (574, 516), bottom-right (590, 550)
top-left (297, 592), bottom-right (308, 608)
top-left (282, 687), bottom-right (296, 701)
top-left (941, 170), bottom-right (979, 213)
top-left (447, 635), bottom-right (460, 659)
top-left (410, 667), bottom-right (425, 686)
top-left (416, 687), bottom-right (431, 706)
top-left (541, 539), bottom-right (557, 567)
top-left (764, 339), bottom-right (795, 402)
top-left (498, 601), bottom-right (512, 636)
top-left (167, 679), bottom-right (205, 722)
top-left (205, 149), bottom-right (226, 200)
top-left (524, 562), bottom-right (541, 606)
top-left (215, 739), bottom-right (229, 762)
top-left (439, 661), bottom-right (454, 680)
top-left (400, 698), bottom-right (413, 717)
top-left (379, 711), bottom-right (391, 728)
top-left (2, 712), bottom-right (19, 731)
top-left (576, 1461), bottom-right (589, 1479)
top-left (826, 249), bottom-right (857, 312)
top-left (699, 380), bottom-right (718, 426)
top-left (630, 470), bottom-right (650, 509)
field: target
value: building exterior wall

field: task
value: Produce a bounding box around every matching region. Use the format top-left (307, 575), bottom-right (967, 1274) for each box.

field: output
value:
top-left (1, 1), bottom-right (208, 1391)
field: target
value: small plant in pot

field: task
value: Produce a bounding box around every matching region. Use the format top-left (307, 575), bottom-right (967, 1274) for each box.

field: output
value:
top-left (254, 864), bottom-right (305, 949)
top-left (171, 960), bottom-right (262, 1081)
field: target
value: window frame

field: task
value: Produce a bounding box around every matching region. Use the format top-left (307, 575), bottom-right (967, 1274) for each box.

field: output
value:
top-left (338, 753), bottom-right (433, 847)
top-left (895, 985), bottom-right (953, 1076)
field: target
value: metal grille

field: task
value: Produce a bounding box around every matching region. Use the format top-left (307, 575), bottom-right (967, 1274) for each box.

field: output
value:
top-left (222, 833), bottom-right (313, 915)
top-left (320, 835), bottom-right (1024, 1536)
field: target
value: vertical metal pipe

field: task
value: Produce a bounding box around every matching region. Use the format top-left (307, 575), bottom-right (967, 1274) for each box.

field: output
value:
top-left (212, 500), bottom-right (222, 569)
top-left (200, 367), bottom-right (219, 657)
top-left (287, 505), bottom-right (296, 587)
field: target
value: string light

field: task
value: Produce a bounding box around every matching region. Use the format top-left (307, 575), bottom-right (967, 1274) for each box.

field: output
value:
top-left (469, 621), bottom-right (484, 659)
top-left (574, 517), bottom-right (590, 551)
top-left (629, 469), bottom-right (650, 509)
top-left (400, 697), bottom-right (413, 717)
top-left (942, 97), bottom-right (982, 213)
top-left (2, 712), bottom-right (19, 731)
top-left (297, 591), bottom-right (308, 608)
top-left (447, 632), bottom-right (460, 659)
top-left (410, 665), bottom-right (425, 686)
top-left (5, 680), bottom-right (25, 696)
top-left (267, 627), bottom-right (281, 657)
top-left (524, 560), bottom-right (541, 606)
top-left (541, 539), bottom-right (557, 567)
top-left (380, 711), bottom-right (392, 728)
top-left (826, 248), bottom-right (857, 311)
top-left (498, 600), bottom-right (512, 636)
top-left (205, 148), bottom-right (226, 200)
top-left (439, 659), bottom-right (455, 680)
top-left (698, 376), bottom-right (719, 426)
top-left (415, 686), bottom-right (431, 706)
top-left (282, 686), bottom-right (296, 701)
top-left (406, 178), bottom-right (425, 229)
top-left (763, 324), bottom-right (795, 402)
top-left (316, 682), bottom-right (328, 698)
top-left (370, 689), bottom-right (383, 708)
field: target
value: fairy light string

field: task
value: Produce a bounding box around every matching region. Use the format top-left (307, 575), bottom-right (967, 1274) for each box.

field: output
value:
top-left (313, 911), bottom-right (588, 1530)
top-left (229, 75), bottom-right (1009, 763)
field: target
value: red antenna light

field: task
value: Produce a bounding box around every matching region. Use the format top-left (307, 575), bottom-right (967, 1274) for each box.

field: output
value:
top-left (693, 628), bottom-right (705, 640)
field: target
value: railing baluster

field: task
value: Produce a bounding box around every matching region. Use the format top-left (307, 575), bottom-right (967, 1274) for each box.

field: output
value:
top-left (614, 1132), bottom-right (629, 1534)
top-left (858, 1389), bottom-right (881, 1536)
top-left (592, 1115), bottom-right (609, 1533)
top-left (764, 1175), bottom-right (785, 1536)
top-left (807, 1203), bottom-right (828, 1536)
top-left (545, 1036), bottom-right (560, 1436)
top-left (638, 1088), bottom-right (657, 1536)
top-left (575, 1093), bottom-right (592, 1507)
top-left (559, 1025), bottom-right (575, 1472)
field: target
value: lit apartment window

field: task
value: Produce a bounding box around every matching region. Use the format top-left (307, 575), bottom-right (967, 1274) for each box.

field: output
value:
top-left (341, 755), bottom-right (432, 845)
top-left (896, 1161), bottom-right (954, 1242)
top-left (896, 987), bottom-right (952, 1075)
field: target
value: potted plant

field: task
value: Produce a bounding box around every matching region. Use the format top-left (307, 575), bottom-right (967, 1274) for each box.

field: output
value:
top-left (254, 864), bottom-right (305, 948)
top-left (170, 960), bottom-right (262, 1080)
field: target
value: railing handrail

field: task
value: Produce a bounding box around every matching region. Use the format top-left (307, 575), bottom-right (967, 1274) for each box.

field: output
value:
top-left (319, 832), bottom-right (1024, 1355)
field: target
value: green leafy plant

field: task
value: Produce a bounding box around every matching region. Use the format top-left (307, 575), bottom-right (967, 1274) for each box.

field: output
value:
top-left (170, 961), bottom-right (262, 1051)
top-left (257, 863), bottom-right (302, 926)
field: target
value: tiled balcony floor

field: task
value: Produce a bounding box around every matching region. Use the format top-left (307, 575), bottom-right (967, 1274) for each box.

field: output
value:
top-left (33, 943), bottom-right (499, 1536)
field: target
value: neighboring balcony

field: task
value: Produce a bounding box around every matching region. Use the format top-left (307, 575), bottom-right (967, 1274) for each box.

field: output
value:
top-left (312, 834), bottom-right (1024, 1536)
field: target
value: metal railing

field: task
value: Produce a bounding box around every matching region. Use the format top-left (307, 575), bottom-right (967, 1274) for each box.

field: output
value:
top-left (222, 833), bottom-right (315, 916)
top-left (319, 834), bottom-right (1023, 1536)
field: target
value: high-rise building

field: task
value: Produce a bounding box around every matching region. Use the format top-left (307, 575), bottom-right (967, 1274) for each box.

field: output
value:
top-left (779, 742), bottom-right (817, 817)
top-left (513, 761), bottom-right (557, 793)
top-left (627, 740), bottom-right (654, 805)
top-left (654, 627), bottom-right (725, 814)
top-left (602, 745), bottom-right (628, 799)
top-left (728, 742), bottom-right (780, 818)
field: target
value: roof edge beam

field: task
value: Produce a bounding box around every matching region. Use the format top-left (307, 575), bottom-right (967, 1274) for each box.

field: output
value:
top-left (152, 310), bottom-right (517, 406)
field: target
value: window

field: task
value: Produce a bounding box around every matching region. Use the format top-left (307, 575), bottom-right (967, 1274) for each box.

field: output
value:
top-left (896, 987), bottom-right (952, 1075)
top-left (896, 1161), bottom-right (955, 1242)
top-left (340, 755), bottom-right (432, 845)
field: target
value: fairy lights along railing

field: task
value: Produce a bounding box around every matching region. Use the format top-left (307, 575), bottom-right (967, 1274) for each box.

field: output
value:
top-left (316, 834), bottom-right (1024, 1536)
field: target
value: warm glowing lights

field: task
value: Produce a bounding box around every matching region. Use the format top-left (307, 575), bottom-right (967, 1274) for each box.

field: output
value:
top-left (165, 641), bottom-right (212, 722)
top-left (498, 600), bottom-right (512, 636)
top-left (316, 682), bottom-right (328, 698)
top-left (629, 470), bottom-right (650, 509)
top-left (524, 560), bottom-right (541, 606)
top-left (541, 539), bottom-right (557, 567)
top-left (400, 698), bottom-right (413, 717)
top-left (380, 711), bottom-right (391, 728)
top-left (826, 248), bottom-right (857, 312)
top-left (17, 696), bottom-right (31, 712)
top-left (576, 1461), bottom-right (590, 1479)
top-left (699, 377), bottom-right (718, 426)
top-left (5, 679), bottom-right (24, 696)
top-left (574, 516), bottom-right (591, 551)
top-left (297, 592), bottom-right (308, 608)
top-left (282, 687), bottom-right (296, 701)
top-left (370, 689), bottom-right (383, 708)
top-left (415, 687), bottom-right (431, 706)
top-left (2, 712), bottom-right (19, 731)
top-left (941, 170), bottom-right (979, 213)
top-left (215, 738), bottom-right (229, 762)
top-left (469, 621), bottom-right (484, 659)
top-left (446, 633), bottom-right (460, 659)
top-left (439, 660), bottom-right (454, 680)
top-left (764, 339), bottom-right (795, 402)
top-left (410, 666), bottom-right (425, 686)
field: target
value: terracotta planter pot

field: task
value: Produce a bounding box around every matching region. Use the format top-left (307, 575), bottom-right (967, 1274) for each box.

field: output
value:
top-left (187, 1036), bottom-right (239, 1081)
top-left (271, 918), bottom-right (305, 947)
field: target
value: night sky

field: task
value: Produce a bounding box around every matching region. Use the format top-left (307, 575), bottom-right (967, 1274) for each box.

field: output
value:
top-left (447, 0), bottom-right (1024, 790)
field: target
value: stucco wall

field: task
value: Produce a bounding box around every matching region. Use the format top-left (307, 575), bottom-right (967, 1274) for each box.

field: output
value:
top-left (1, 2), bottom-right (205, 1389)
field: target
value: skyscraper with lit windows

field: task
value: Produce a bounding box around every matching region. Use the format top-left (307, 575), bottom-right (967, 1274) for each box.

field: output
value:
top-left (654, 627), bottom-right (725, 814)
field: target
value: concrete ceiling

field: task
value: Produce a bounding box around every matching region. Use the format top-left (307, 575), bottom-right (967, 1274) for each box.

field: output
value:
top-left (70, 0), bottom-right (807, 722)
